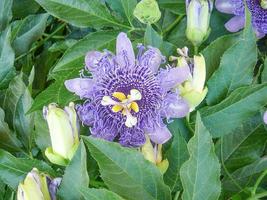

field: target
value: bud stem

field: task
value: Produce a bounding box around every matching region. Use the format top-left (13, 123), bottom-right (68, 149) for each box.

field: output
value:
top-left (194, 45), bottom-right (198, 55)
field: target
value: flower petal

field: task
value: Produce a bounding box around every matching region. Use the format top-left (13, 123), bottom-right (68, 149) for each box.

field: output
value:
top-left (158, 66), bottom-right (191, 92)
top-left (65, 78), bottom-right (94, 98)
top-left (140, 47), bottom-right (163, 73)
top-left (85, 51), bottom-right (103, 72)
top-left (116, 32), bottom-right (135, 68)
top-left (161, 93), bottom-right (190, 119)
top-left (264, 111), bottom-right (267, 124)
top-left (225, 16), bottom-right (245, 32)
top-left (48, 178), bottom-right (62, 200)
top-left (147, 124), bottom-right (172, 144)
top-left (215, 0), bottom-right (235, 14)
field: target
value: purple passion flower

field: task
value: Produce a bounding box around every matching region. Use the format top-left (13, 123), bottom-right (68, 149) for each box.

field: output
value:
top-left (216, 0), bottom-right (267, 37)
top-left (65, 32), bottom-right (190, 147)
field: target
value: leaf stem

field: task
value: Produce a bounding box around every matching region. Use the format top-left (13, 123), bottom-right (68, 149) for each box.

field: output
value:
top-left (163, 15), bottom-right (185, 37)
top-left (173, 191), bottom-right (180, 200)
top-left (249, 191), bottom-right (267, 200)
top-left (251, 169), bottom-right (267, 196)
top-left (194, 46), bottom-right (198, 55)
top-left (15, 23), bottom-right (66, 61)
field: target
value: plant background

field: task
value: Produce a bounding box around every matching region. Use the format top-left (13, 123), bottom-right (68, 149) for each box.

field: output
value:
top-left (0, 0), bottom-right (267, 199)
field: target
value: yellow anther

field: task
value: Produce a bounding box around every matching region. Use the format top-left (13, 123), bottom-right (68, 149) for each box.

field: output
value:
top-left (112, 92), bottom-right (126, 101)
top-left (112, 105), bottom-right (123, 112)
top-left (130, 102), bottom-right (139, 113)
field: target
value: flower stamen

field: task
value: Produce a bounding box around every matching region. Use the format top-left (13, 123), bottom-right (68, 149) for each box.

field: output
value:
top-left (101, 89), bottom-right (142, 128)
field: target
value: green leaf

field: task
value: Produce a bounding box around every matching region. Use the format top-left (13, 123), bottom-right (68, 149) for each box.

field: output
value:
top-left (0, 0), bottom-right (13, 31)
top-left (201, 33), bottom-right (240, 80)
top-left (166, 17), bottom-right (193, 50)
top-left (34, 111), bottom-right (51, 151)
top-left (216, 114), bottom-right (267, 172)
top-left (164, 120), bottom-right (189, 192)
top-left (105, 0), bottom-right (137, 26)
top-left (12, 0), bottom-right (40, 18)
top-left (0, 27), bottom-right (16, 90)
top-left (261, 57), bottom-right (267, 83)
top-left (222, 157), bottom-right (267, 194)
top-left (180, 113), bottom-right (221, 200)
top-left (0, 107), bottom-right (21, 152)
top-left (58, 142), bottom-right (89, 200)
top-left (12, 13), bottom-right (49, 56)
top-left (200, 83), bottom-right (267, 138)
top-left (158, 0), bottom-right (185, 15)
top-left (144, 24), bottom-right (162, 48)
top-left (0, 149), bottom-right (56, 190)
top-left (206, 24), bottom-right (257, 105)
top-left (50, 30), bottom-right (118, 79)
top-left (29, 79), bottom-right (78, 113)
top-left (3, 74), bottom-right (34, 150)
top-left (34, 0), bottom-right (130, 29)
top-left (81, 188), bottom-right (125, 200)
top-left (83, 136), bottom-right (171, 200)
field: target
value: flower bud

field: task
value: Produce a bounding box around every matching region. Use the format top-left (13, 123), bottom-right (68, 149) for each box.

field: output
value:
top-left (261, 0), bottom-right (267, 9)
top-left (186, 0), bottom-right (213, 46)
top-left (17, 168), bottom-right (60, 200)
top-left (43, 102), bottom-right (79, 166)
top-left (141, 135), bottom-right (169, 174)
top-left (179, 54), bottom-right (208, 111)
top-left (133, 0), bottom-right (161, 24)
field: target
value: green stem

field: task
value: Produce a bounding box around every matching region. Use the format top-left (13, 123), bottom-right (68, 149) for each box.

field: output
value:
top-left (173, 191), bottom-right (180, 200)
top-left (194, 45), bottom-right (199, 55)
top-left (251, 169), bottom-right (267, 196)
top-left (249, 191), bottom-right (267, 200)
top-left (15, 23), bottom-right (66, 61)
top-left (163, 15), bottom-right (185, 36)
top-left (220, 139), bottom-right (243, 191)
top-left (42, 33), bottom-right (65, 39)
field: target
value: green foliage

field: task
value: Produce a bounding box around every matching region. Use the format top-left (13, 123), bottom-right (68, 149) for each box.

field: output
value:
top-left (180, 113), bottom-right (221, 200)
top-left (83, 136), bottom-right (171, 200)
top-left (58, 142), bottom-right (89, 200)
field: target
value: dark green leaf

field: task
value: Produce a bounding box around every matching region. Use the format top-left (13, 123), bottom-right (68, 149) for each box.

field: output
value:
top-left (0, 27), bottom-right (16, 90)
top-left (105, 0), bottom-right (137, 26)
top-left (201, 33), bottom-right (240, 80)
top-left (81, 187), bottom-right (125, 200)
top-left (222, 157), bottom-right (267, 194)
top-left (158, 0), bottom-right (185, 15)
top-left (216, 114), bottom-right (267, 172)
top-left (206, 24), bottom-right (257, 105)
top-left (200, 83), bottom-right (267, 138)
top-left (50, 30), bottom-right (118, 79)
top-left (0, 0), bottom-right (13, 31)
top-left (144, 25), bottom-right (162, 48)
top-left (12, 0), bottom-right (40, 19)
top-left (261, 57), bottom-right (267, 83)
top-left (0, 149), bottom-right (56, 190)
top-left (34, 111), bottom-right (51, 151)
top-left (58, 142), bottom-right (89, 200)
top-left (164, 120), bottom-right (189, 192)
top-left (29, 79), bottom-right (78, 113)
top-left (0, 108), bottom-right (21, 152)
top-left (180, 113), bottom-right (221, 200)
top-left (3, 74), bottom-right (34, 150)
top-left (34, 0), bottom-right (130, 29)
top-left (12, 13), bottom-right (49, 55)
top-left (83, 136), bottom-right (171, 200)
